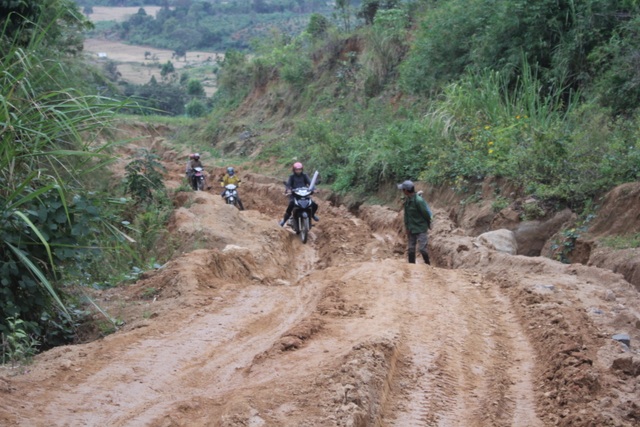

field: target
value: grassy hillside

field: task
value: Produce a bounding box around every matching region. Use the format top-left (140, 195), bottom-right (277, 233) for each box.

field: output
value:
top-left (199, 0), bottom-right (640, 211)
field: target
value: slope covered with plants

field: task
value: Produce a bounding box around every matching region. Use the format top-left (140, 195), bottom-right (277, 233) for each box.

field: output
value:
top-left (206, 0), bottom-right (639, 210)
top-left (1, 0), bottom-right (174, 361)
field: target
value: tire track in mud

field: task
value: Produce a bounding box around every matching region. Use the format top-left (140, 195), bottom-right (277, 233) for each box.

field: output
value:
top-left (3, 185), bottom-right (325, 427)
top-left (36, 261), bottom-right (323, 426)
top-left (385, 268), bottom-right (542, 427)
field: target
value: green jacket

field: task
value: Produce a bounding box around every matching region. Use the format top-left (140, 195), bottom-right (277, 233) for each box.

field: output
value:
top-left (403, 194), bottom-right (432, 234)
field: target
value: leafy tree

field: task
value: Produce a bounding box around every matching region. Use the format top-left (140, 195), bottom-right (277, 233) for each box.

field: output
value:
top-left (160, 60), bottom-right (175, 77)
top-left (307, 13), bottom-right (330, 39)
top-left (173, 46), bottom-right (187, 61)
top-left (401, 0), bottom-right (640, 99)
top-left (186, 99), bottom-right (207, 117)
top-left (187, 78), bottom-right (205, 97)
top-left (334, 0), bottom-right (352, 31)
top-left (358, 0), bottom-right (400, 25)
top-left (216, 49), bottom-right (251, 100)
top-left (131, 80), bottom-right (186, 115)
top-left (0, 0), bottom-right (93, 54)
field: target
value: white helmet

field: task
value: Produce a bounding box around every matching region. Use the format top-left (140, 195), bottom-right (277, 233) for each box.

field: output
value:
top-left (194, 153), bottom-right (200, 158)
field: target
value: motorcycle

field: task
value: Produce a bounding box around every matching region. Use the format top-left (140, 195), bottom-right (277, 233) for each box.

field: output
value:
top-left (286, 186), bottom-right (315, 244)
top-left (191, 167), bottom-right (205, 191)
top-left (223, 184), bottom-right (244, 210)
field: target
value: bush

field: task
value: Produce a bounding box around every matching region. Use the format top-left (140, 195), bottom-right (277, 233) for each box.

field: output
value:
top-left (307, 13), bottom-right (330, 39)
top-left (185, 99), bottom-right (207, 117)
top-left (186, 79), bottom-right (205, 97)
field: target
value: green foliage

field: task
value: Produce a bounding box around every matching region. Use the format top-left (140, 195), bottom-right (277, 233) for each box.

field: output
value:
top-left (521, 201), bottom-right (545, 221)
top-left (0, 0), bottom-right (93, 55)
top-left (1, 317), bottom-right (39, 366)
top-left (361, 8), bottom-right (408, 96)
top-left (307, 13), bottom-right (331, 39)
top-left (0, 8), bottom-right (163, 356)
top-left (400, 0), bottom-right (486, 94)
top-left (216, 49), bottom-right (251, 102)
top-left (588, 14), bottom-right (640, 115)
top-left (281, 54), bottom-right (313, 90)
top-left (104, 2), bottom-right (331, 53)
top-left (357, 0), bottom-right (401, 25)
top-left (216, 0), bottom-right (640, 212)
top-left (123, 80), bottom-right (186, 116)
top-left (124, 149), bottom-right (166, 204)
top-left (401, 0), bottom-right (640, 100)
top-left (601, 233), bottom-right (640, 250)
top-left (334, 0), bottom-right (353, 31)
top-left (160, 60), bottom-right (175, 78)
top-left (186, 99), bottom-right (207, 117)
top-left (491, 196), bottom-right (510, 212)
top-left (186, 78), bottom-right (205, 97)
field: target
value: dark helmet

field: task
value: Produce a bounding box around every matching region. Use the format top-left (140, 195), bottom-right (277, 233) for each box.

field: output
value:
top-left (227, 166), bottom-right (235, 176)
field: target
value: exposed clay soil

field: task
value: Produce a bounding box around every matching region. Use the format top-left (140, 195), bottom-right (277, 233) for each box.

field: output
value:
top-left (1, 130), bottom-right (639, 426)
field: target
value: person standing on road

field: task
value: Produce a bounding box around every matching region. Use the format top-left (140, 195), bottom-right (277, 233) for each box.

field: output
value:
top-left (398, 180), bottom-right (432, 265)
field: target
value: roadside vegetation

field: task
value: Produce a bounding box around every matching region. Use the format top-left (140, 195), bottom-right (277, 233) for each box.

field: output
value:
top-left (0, 0), bottom-right (176, 364)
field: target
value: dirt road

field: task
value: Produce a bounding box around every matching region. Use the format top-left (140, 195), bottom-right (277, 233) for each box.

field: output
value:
top-left (1, 133), bottom-right (638, 426)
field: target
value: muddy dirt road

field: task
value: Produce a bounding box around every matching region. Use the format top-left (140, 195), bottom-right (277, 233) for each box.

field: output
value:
top-left (1, 135), bottom-right (639, 426)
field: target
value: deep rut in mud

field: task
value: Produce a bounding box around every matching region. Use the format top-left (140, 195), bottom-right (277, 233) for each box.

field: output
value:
top-left (1, 145), bottom-right (639, 427)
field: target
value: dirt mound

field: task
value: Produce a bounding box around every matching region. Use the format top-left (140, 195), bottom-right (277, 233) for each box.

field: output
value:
top-left (588, 182), bottom-right (640, 238)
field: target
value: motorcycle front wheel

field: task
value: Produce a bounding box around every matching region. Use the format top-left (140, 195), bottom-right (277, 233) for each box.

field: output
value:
top-left (197, 179), bottom-right (204, 191)
top-left (300, 217), bottom-right (309, 244)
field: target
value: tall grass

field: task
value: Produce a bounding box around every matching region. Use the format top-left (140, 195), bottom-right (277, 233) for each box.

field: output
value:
top-left (0, 12), bottom-right (130, 351)
top-left (420, 63), bottom-right (639, 205)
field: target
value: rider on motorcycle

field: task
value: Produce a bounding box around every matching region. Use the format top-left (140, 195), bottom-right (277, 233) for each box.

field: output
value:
top-left (185, 153), bottom-right (195, 177)
top-left (186, 153), bottom-right (207, 189)
top-left (220, 166), bottom-right (244, 210)
top-left (279, 162), bottom-right (319, 226)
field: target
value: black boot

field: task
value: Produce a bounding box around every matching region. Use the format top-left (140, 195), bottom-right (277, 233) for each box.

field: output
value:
top-left (408, 252), bottom-right (416, 264)
top-left (279, 214), bottom-right (290, 227)
top-left (422, 252), bottom-right (431, 265)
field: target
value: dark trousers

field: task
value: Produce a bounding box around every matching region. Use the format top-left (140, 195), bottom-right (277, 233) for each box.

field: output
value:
top-left (407, 231), bottom-right (430, 264)
top-left (283, 199), bottom-right (318, 221)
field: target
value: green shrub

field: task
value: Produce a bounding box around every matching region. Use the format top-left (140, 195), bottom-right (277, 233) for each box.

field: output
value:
top-left (124, 149), bottom-right (166, 204)
top-left (601, 233), bottom-right (640, 250)
top-left (307, 13), bottom-right (331, 39)
top-left (186, 79), bottom-right (205, 97)
top-left (1, 317), bottom-right (39, 366)
top-left (361, 8), bottom-right (408, 96)
top-left (186, 99), bottom-right (207, 117)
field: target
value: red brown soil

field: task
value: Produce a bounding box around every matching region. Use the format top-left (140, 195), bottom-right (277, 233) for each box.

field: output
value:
top-left (0, 130), bottom-right (639, 426)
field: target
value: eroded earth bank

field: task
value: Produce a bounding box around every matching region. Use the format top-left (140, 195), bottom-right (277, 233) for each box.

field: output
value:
top-left (1, 134), bottom-right (639, 427)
